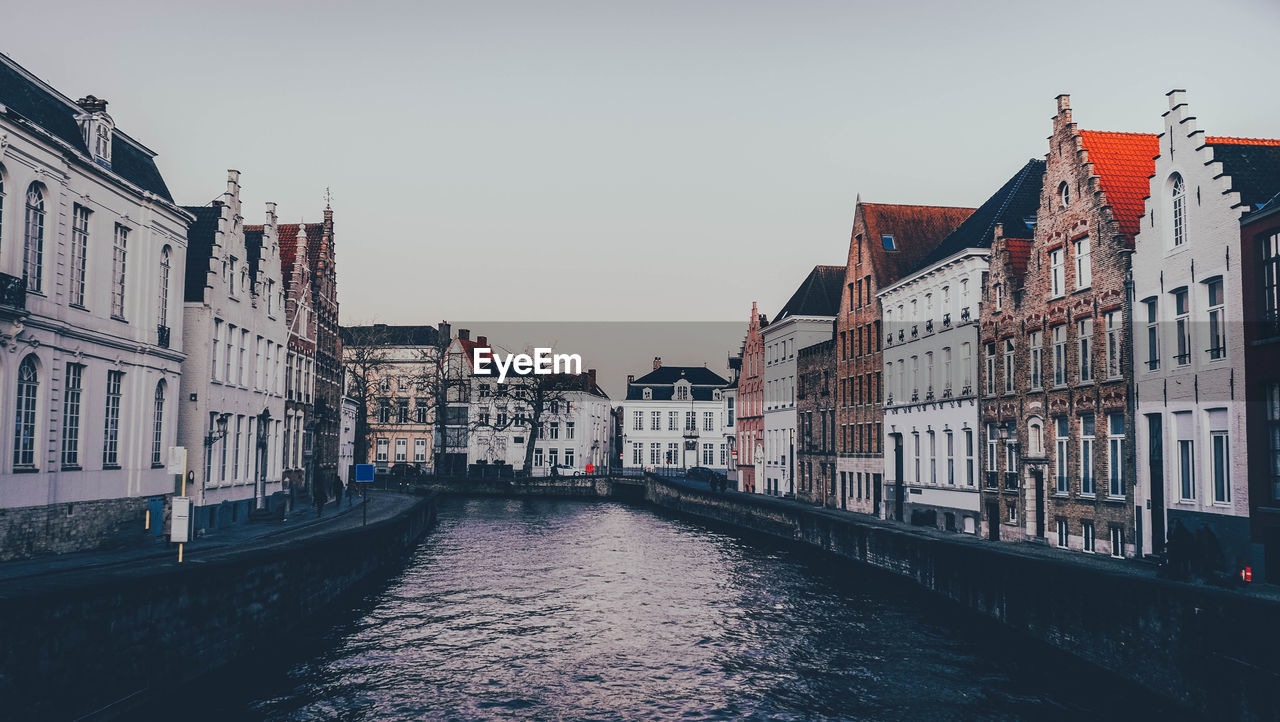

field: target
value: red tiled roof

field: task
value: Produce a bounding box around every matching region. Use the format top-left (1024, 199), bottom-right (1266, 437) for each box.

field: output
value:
top-left (1205, 136), bottom-right (1280, 147)
top-left (245, 222), bottom-right (324, 290)
top-left (860, 203), bottom-right (975, 286)
top-left (1006, 238), bottom-right (1032, 278)
top-left (1078, 131), bottom-right (1159, 244)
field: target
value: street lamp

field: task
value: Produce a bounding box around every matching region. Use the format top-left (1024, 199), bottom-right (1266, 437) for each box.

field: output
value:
top-left (202, 412), bottom-right (232, 503)
top-left (255, 408), bottom-right (271, 512)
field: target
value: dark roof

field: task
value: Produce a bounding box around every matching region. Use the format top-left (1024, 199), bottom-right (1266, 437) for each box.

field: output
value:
top-left (919, 159), bottom-right (1044, 268)
top-left (775, 265), bottom-right (846, 322)
top-left (626, 365), bottom-right (729, 401)
top-left (0, 53), bottom-right (173, 201)
top-left (244, 228), bottom-right (263, 285)
top-left (182, 205), bottom-right (222, 303)
top-left (340, 324), bottom-right (440, 347)
top-left (1206, 138), bottom-right (1280, 211)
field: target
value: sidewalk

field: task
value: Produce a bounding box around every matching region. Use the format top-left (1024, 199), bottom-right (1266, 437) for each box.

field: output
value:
top-left (0, 491), bottom-right (400, 587)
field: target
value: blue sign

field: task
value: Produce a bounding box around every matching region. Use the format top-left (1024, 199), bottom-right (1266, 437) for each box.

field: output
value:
top-left (355, 463), bottom-right (375, 483)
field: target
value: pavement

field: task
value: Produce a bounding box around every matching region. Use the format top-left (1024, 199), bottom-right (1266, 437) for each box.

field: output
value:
top-left (0, 490), bottom-right (417, 589)
top-left (655, 472), bottom-right (1280, 601)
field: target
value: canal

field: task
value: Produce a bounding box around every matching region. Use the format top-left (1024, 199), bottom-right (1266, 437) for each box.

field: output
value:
top-left (196, 497), bottom-right (1175, 720)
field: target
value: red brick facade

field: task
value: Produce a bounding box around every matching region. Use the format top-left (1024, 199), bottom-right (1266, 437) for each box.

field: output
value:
top-left (737, 302), bottom-right (767, 493)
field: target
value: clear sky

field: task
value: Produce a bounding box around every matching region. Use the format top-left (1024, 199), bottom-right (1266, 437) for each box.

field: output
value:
top-left (5, 0), bottom-right (1279, 329)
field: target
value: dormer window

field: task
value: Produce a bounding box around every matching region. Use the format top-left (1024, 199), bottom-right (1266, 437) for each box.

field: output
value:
top-left (882, 234), bottom-right (897, 251)
top-left (675, 382), bottom-right (690, 401)
top-left (642, 387), bottom-right (652, 400)
top-left (74, 96), bottom-right (113, 169)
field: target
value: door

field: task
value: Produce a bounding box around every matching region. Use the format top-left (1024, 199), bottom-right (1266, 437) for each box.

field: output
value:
top-left (986, 501), bottom-right (1000, 541)
top-left (892, 434), bottom-right (905, 522)
top-left (148, 497), bottom-right (165, 537)
top-left (1147, 414), bottom-right (1165, 555)
top-left (1033, 468), bottom-right (1045, 540)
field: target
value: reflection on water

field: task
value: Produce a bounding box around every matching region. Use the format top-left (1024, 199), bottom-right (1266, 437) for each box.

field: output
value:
top-left (203, 498), bottom-right (1174, 720)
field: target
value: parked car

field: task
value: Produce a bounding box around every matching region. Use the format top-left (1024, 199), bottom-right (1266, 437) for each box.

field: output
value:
top-left (549, 464), bottom-right (582, 477)
top-left (389, 463), bottom-right (424, 479)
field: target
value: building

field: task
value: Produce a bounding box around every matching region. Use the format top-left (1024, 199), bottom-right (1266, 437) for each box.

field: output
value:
top-left (1133, 90), bottom-right (1280, 569)
top-left (883, 159), bottom-right (1043, 536)
top-left (0, 55), bottom-right (192, 559)
top-left (338, 393), bottom-right (357, 486)
top-left (179, 172), bottom-right (288, 528)
top-left (737, 304), bottom-right (767, 493)
top-left (1243, 193), bottom-right (1280, 581)
top-left (796, 337), bottom-right (836, 505)
top-left (300, 208), bottom-right (342, 497)
top-left (981, 95), bottom-right (1155, 557)
top-left (340, 323), bottom-right (443, 472)
top-left (622, 359), bottom-right (732, 473)
top-left (246, 221), bottom-right (314, 507)
top-left (762, 265), bottom-right (844, 496)
top-left (721, 354), bottom-right (739, 485)
top-left (837, 201), bottom-right (972, 516)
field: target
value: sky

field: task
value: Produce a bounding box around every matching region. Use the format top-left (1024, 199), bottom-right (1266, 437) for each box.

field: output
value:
top-left (4, 0), bottom-right (1280, 379)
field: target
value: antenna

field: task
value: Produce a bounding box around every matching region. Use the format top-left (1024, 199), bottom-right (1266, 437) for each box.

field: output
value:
top-left (323, 186), bottom-right (334, 210)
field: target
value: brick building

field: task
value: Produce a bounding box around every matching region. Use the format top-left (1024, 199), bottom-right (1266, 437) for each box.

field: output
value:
top-left (1242, 195), bottom-right (1280, 581)
top-left (837, 201), bottom-right (972, 516)
top-left (796, 337), bottom-right (836, 505)
top-left (737, 302), bottom-right (767, 494)
top-left (981, 95), bottom-right (1155, 557)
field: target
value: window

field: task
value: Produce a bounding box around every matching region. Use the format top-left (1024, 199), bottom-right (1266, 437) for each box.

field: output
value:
top-left (416, 399), bottom-right (429, 424)
top-left (1052, 326), bottom-right (1066, 386)
top-left (928, 430), bottom-right (936, 484)
top-left (632, 442), bottom-right (642, 466)
top-left (62, 364), bottom-right (83, 468)
top-left (703, 443), bottom-right (714, 465)
top-left (1176, 411), bottom-right (1195, 500)
top-left (650, 411), bottom-right (661, 431)
top-left (13, 356), bottom-right (39, 468)
top-left (704, 411), bottom-right (714, 431)
top-left (964, 428), bottom-right (974, 486)
top-left (376, 438), bottom-right (389, 462)
top-left (994, 284), bottom-right (1003, 312)
top-left (1058, 181), bottom-right (1070, 208)
top-left (71, 205), bottom-right (90, 307)
top-left (566, 421), bottom-right (575, 439)
top-left (685, 411), bottom-right (696, 432)
top-left (961, 343), bottom-right (972, 392)
top-left (676, 384), bottom-right (689, 401)
top-left (1174, 288), bottom-right (1190, 366)
top-left (415, 438), bottom-right (427, 462)
top-left (395, 438), bottom-right (407, 462)
top-left (1082, 521), bottom-right (1095, 553)
top-left (158, 246), bottom-right (171, 328)
top-left (649, 443), bottom-right (660, 466)
top-left (882, 234), bottom-right (897, 251)
top-left (942, 348), bottom-right (952, 393)
top-left (565, 448), bottom-right (576, 468)
top-left (1074, 237), bottom-right (1091, 288)
top-left (1003, 339), bottom-right (1014, 393)
top-left (1110, 526), bottom-right (1125, 558)
top-left (1057, 519), bottom-right (1068, 548)
top-left (1144, 300), bottom-right (1159, 371)
top-left (1049, 248), bottom-right (1064, 297)
top-left (1080, 415), bottom-right (1095, 496)
top-left (152, 381), bottom-right (166, 466)
top-left (984, 343), bottom-right (996, 395)
top-left (1209, 409), bottom-right (1229, 503)
top-left (23, 184), bottom-right (45, 293)
top-left (668, 411), bottom-right (678, 431)
top-left (1078, 319), bottom-right (1093, 383)
top-left (946, 430), bottom-right (955, 484)
top-left (1008, 501), bottom-right (1018, 524)
top-left (102, 371), bottom-right (124, 467)
top-left (986, 423), bottom-right (998, 474)
top-left (1263, 232), bottom-right (1280, 331)
top-left (1206, 278), bottom-right (1225, 360)
top-left (1104, 413), bottom-right (1125, 497)
top-left (633, 411), bottom-right (642, 431)
top-left (1029, 331), bottom-right (1042, 389)
top-left (1055, 417), bottom-right (1069, 493)
top-left (550, 421), bottom-right (560, 440)
top-left (913, 432), bottom-right (920, 483)
top-left (1171, 174), bottom-right (1187, 247)
top-left (396, 399), bottom-right (409, 424)
top-left (111, 224), bottom-right (128, 318)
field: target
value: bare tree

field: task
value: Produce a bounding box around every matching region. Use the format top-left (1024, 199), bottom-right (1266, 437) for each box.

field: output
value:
top-left (340, 324), bottom-right (395, 465)
top-left (473, 364), bottom-right (579, 475)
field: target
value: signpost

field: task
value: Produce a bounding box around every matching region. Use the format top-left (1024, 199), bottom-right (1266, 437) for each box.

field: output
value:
top-left (168, 446), bottom-right (190, 562)
top-left (355, 463), bottom-right (375, 525)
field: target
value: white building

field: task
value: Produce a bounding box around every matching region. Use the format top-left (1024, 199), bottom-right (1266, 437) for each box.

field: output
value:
top-left (338, 394), bottom-right (357, 486)
top-left (622, 359), bottom-right (732, 473)
top-left (0, 57), bottom-right (192, 559)
top-left (881, 159), bottom-right (1043, 534)
top-left (1133, 90), bottom-right (1280, 563)
top-left (178, 172), bottom-right (287, 528)
top-left (761, 266), bottom-right (844, 496)
top-left (721, 381), bottom-right (738, 483)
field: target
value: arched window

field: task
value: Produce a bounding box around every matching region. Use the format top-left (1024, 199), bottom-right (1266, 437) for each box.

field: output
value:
top-left (152, 380), bottom-right (166, 466)
top-left (13, 355), bottom-right (38, 468)
top-left (23, 184), bottom-right (45, 293)
top-left (1171, 174), bottom-right (1187, 247)
top-left (158, 246), bottom-right (171, 327)
top-left (1058, 181), bottom-right (1070, 208)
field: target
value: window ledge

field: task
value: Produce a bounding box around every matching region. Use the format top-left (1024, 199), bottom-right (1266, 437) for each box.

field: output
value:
top-left (69, 303), bottom-right (89, 312)
top-left (103, 464), bottom-right (121, 470)
top-left (13, 466), bottom-right (39, 474)
top-left (60, 465), bottom-right (82, 472)
top-left (110, 315), bottom-right (127, 323)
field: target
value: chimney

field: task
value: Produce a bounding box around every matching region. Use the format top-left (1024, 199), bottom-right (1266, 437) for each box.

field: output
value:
top-left (75, 95), bottom-right (108, 114)
top-left (458, 328), bottom-right (470, 341)
top-left (477, 335), bottom-right (487, 347)
top-left (653, 356), bottom-right (662, 370)
top-left (1056, 94), bottom-right (1070, 113)
top-left (588, 368), bottom-right (597, 389)
top-left (438, 321), bottom-right (451, 341)
top-left (627, 374), bottom-right (635, 385)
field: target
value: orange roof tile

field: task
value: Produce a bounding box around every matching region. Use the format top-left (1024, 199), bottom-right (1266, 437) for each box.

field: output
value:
top-left (1078, 130), bottom-right (1159, 244)
top-left (1006, 238), bottom-right (1032, 279)
top-left (1205, 135), bottom-right (1280, 146)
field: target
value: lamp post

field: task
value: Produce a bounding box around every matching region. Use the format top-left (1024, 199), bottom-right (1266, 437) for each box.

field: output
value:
top-left (254, 408), bottom-right (272, 512)
top-left (202, 412), bottom-right (232, 501)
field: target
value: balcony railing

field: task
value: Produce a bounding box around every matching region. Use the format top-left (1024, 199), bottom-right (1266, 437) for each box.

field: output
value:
top-left (943, 313), bottom-right (951, 327)
top-left (157, 324), bottom-right (171, 349)
top-left (0, 273), bottom-right (26, 311)
top-left (960, 307), bottom-right (971, 322)
top-left (985, 471), bottom-right (999, 488)
top-left (925, 319), bottom-right (933, 333)
top-left (1005, 471), bottom-right (1019, 489)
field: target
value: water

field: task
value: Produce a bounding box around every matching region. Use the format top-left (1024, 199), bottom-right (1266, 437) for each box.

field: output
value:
top-left (205, 498), bottom-right (1174, 720)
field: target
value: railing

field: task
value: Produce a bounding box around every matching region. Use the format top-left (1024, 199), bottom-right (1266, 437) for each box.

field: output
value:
top-left (1005, 471), bottom-right (1019, 489)
top-left (960, 307), bottom-right (971, 322)
top-left (1207, 346), bottom-right (1226, 361)
top-left (925, 319), bottom-right (933, 333)
top-left (985, 471), bottom-right (998, 488)
top-left (943, 313), bottom-right (951, 327)
top-left (1174, 352), bottom-right (1191, 366)
top-left (0, 273), bottom-right (26, 311)
top-left (157, 324), bottom-right (170, 349)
